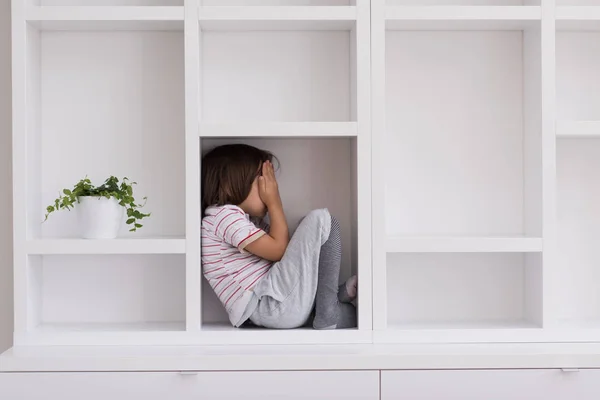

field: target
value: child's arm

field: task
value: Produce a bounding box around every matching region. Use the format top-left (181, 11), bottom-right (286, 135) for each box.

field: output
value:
top-left (245, 161), bottom-right (289, 261)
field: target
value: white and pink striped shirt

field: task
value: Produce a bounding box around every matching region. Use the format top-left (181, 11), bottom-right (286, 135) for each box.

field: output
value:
top-left (201, 204), bottom-right (272, 326)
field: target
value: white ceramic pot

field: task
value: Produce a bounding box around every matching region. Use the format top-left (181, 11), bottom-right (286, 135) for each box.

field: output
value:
top-left (76, 196), bottom-right (124, 239)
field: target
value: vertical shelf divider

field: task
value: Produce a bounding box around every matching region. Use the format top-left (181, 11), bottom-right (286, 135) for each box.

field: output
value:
top-left (356, 0), bottom-right (373, 332)
top-left (541, 0), bottom-right (557, 329)
top-left (11, 0), bottom-right (29, 339)
top-left (185, 0), bottom-right (202, 332)
top-left (371, 0), bottom-right (386, 331)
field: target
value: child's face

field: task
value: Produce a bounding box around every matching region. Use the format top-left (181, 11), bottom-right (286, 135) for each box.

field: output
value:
top-left (239, 177), bottom-right (267, 218)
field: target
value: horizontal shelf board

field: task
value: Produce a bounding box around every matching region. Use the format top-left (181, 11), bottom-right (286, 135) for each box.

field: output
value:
top-left (198, 322), bottom-right (371, 345)
top-left (26, 6), bottom-right (184, 30)
top-left (199, 6), bottom-right (356, 31)
top-left (375, 321), bottom-right (542, 344)
top-left (35, 322), bottom-right (185, 333)
top-left (26, 238), bottom-right (186, 255)
top-left (199, 122), bottom-right (358, 138)
top-left (557, 121), bottom-right (600, 138)
top-left (386, 6), bottom-right (541, 31)
top-left (388, 320), bottom-right (539, 330)
top-left (554, 319), bottom-right (600, 329)
top-left (14, 323), bottom-right (371, 346)
top-left (10, 342), bottom-right (600, 372)
top-left (557, 6), bottom-right (600, 31)
top-left (386, 236), bottom-right (543, 253)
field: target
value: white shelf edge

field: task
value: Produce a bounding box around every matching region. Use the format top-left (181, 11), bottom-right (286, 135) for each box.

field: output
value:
top-left (385, 6), bottom-right (541, 21)
top-left (557, 6), bottom-right (600, 21)
top-left (556, 6), bottom-right (600, 31)
top-left (199, 6), bottom-right (356, 31)
top-left (26, 238), bottom-right (186, 255)
top-left (386, 236), bottom-right (543, 253)
top-left (557, 121), bottom-right (600, 138)
top-left (200, 6), bottom-right (356, 21)
top-left (385, 6), bottom-right (541, 30)
top-left (14, 329), bottom-right (372, 347)
top-left (199, 122), bottom-right (358, 138)
top-left (26, 6), bottom-right (184, 21)
top-left (6, 342), bottom-right (600, 372)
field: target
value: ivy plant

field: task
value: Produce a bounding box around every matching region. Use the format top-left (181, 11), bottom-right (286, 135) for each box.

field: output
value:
top-left (44, 176), bottom-right (150, 232)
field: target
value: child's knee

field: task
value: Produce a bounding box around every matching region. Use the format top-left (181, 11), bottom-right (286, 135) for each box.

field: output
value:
top-left (304, 208), bottom-right (331, 227)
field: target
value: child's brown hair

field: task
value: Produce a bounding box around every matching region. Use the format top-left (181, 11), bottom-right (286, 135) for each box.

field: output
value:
top-left (201, 144), bottom-right (278, 216)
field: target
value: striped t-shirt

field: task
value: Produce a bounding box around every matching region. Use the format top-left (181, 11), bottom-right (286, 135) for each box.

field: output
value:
top-left (201, 204), bottom-right (273, 327)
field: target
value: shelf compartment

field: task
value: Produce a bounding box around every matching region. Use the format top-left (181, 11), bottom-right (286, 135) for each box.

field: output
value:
top-left (557, 139), bottom-right (600, 326)
top-left (26, 6), bottom-right (184, 30)
top-left (385, 30), bottom-right (541, 237)
top-left (385, 253), bottom-right (543, 340)
top-left (557, 121), bottom-right (600, 138)
top-left (26, 254), bottom-right (186, 344)
top-left (201, 30), bottom-right (353, 122)
top-left (199, 6), bottom-right (356, 31)
top-left (200, 137), bottom-right (359, 329)
top-left (386, 237), bottom-right (543, 253)
top-left (385, 6), bottom-right (541, 30)
top-left (26, 238), bottom-right (186, 255)
top-left (557, 32), bottom-right (600, 121)
top-left (199, 122), bottom-right (358, 137)
top-left (33, 30), bottom-right (185, 239)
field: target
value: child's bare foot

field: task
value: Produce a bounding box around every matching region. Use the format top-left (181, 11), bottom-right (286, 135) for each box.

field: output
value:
top-left (338, 275), bottom-right (357, 303)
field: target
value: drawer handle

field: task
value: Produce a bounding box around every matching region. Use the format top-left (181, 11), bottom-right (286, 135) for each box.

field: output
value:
top-left (179, 371), bottom-right (199, 376)
top-left (561, 368), bottom-right (580, 373)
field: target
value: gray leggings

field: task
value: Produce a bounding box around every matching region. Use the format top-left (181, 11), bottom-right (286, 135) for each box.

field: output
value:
top-left (247, 208), bottom-right (356, 329)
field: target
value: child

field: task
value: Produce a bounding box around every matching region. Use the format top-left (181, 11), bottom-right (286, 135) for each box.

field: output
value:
top-left (201, 143), bottom-right (358, 330)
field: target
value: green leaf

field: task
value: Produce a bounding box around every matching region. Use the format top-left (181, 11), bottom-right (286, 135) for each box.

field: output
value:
top-left (135, 223), bottom-right (142, 228)
top-left (126, 218), bottom-right (135, 225)
top-left (46, 206), bottom-right (54, 213)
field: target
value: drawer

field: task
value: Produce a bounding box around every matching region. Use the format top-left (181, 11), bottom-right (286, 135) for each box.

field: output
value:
top-left (382, 370), bottom-right (565, 400)
top-left (0, 370), bottom-right (379, 400)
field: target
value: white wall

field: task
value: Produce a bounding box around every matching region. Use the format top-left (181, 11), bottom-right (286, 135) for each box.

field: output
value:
top-left (0, 1), bottom-right (13, 352)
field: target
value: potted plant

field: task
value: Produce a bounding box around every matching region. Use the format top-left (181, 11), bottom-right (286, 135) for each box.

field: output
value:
top-left (44, 176), bottom-right (150, 239)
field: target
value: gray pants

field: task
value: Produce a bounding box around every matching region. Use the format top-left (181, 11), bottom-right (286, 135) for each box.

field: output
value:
top-left (248, 208), bottom-right (332, 329)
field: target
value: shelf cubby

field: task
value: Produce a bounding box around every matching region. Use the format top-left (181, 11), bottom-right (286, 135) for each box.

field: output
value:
top-left (200, 137), bottom-right (359, 332)
top-left (371, 0), bottom-right (544, 340)
top-left (379, 252), bottom-right (542, 342)
top-left (557, 31), bottom-right (600, 123)
top-left (384, 28), bottom-right (541, 238)
top-left (556, 138), bottom-right (600, 328)
top-left (200, 28), bottom-right (354, 122)
top-left (30, 29), bottom-right (185, 240)
top-left (195, 0), bottom-right (371, 341)
top-left (19, 254), bottom-right (186, 345)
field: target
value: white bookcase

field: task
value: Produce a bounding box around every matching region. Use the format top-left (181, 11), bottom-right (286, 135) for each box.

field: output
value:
top-left (9, 0), bottom-right (600, 349)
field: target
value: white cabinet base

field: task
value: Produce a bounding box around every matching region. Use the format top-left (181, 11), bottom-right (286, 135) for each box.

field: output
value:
top-left (0, 371), bottom-right (380, 400)
top-left (381, 369), bottom-right (600, 400)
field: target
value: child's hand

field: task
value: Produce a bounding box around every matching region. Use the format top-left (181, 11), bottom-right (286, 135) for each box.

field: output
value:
top-left (258, 160), bottom-right (282, 210)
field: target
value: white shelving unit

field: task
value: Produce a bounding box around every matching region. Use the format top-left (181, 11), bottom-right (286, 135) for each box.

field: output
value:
top-left (10, 0), bottom-right (372, 346)
top-left (7, 0), bottom-right (600, 352)
top-left (372, 0), bottom-right (553, 344)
